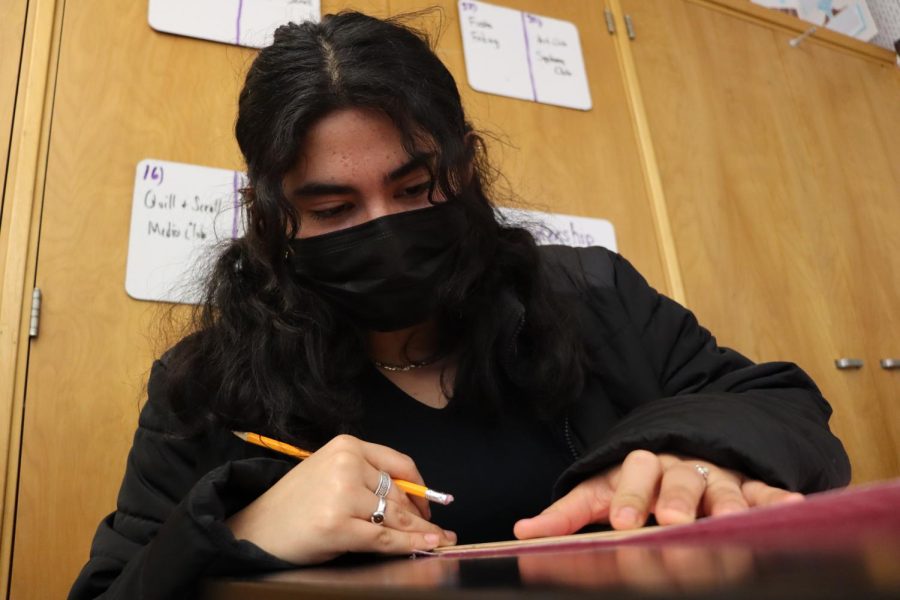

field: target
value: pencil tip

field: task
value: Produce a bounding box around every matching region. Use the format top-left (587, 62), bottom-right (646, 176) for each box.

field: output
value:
top-left (425, 489), bottom-right (455, 505)
top-left (232, 431), bottom-right (248, 441)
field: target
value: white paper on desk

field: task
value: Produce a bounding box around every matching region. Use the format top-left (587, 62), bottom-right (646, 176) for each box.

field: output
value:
top-left (148, 0), bottom-right (320, 48)
top-left (126, 159), bottom-right (246, 304)
top-left (458, 0), bottom-right (592, 110)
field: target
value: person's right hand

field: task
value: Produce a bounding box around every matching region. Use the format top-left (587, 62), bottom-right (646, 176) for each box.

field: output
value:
top-left (225, 434), bottom-right (456, 565)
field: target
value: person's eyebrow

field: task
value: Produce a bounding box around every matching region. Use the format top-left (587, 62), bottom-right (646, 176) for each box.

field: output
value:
top-left (291, 181), bottom-right (355, 198)
top-left (290, 153), bottom-right (435, 199)
top-left (385, 152), bottom-right (435, 183)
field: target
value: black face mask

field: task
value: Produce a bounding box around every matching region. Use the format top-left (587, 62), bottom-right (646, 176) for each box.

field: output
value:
top-left (288, 201), bottom-right (466, 332)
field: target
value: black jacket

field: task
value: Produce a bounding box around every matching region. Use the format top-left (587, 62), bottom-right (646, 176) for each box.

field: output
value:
top-left (69, 246), bottom-right (851, 599)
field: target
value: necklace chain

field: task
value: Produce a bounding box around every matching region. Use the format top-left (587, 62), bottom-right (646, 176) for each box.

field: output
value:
top-left (373, 352), bottom-right (445, 372)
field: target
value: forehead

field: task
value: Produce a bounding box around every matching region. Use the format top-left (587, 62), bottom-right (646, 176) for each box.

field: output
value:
top-left (294, 108), bottom-right (410, 180)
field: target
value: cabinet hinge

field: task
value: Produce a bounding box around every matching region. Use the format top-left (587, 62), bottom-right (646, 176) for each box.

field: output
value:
top-left (604, 8), bottom-right (616, 35)
top-left (29, 288), bottom-right (41, 338)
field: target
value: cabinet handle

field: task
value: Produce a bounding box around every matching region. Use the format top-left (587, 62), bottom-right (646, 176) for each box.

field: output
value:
top-left (604, 8), bottom-right (616, 35)
top-left (835, 358), bottom-right (864, 370)
top-left (881, 359), bottom-right (900, 370)
top-left (624, 14), bottom-right (636, 40)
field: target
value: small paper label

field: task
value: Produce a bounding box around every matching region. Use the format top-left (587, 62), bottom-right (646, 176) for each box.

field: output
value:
top-left (126, 159), bottom-right (246, 304)
top-left (458, 1), bottom-right (592, 110)
top-left (148, 0), bottom-right (320, 48)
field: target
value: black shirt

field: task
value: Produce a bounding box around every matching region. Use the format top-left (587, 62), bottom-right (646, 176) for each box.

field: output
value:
top-left (358, 367), bottom-right (573, 544)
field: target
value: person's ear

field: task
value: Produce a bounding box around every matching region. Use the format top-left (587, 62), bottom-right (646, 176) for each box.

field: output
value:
top-left (461, 131), bottom-right (478, 187)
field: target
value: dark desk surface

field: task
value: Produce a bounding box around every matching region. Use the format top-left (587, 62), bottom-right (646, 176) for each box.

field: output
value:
top-left (202, 481), bottom-right (900, 599)
top-left (202, 537), bottom-right (900, 600)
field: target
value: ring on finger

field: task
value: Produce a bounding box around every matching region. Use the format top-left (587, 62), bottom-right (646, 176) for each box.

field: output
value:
top-left (694, 464), bottom-right (710, 485)
top-left (370, 496), bottom-right (388, 525)
top-left (374, 471), bottom-right (392, 498)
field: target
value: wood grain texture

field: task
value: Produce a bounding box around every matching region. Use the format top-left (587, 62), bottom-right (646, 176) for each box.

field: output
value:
top-left (389, 0), bottom-right (668, 291)
top-left (8, 3), bottom-right (386, 599)
top-left (621, 0), bottom-right (900, 483)
top-left (0, 0), bottom-right (30, 509)
top-left (0, 0), bottom-right (27, 218)
top-left (0, 0), bottom-right (32, 403)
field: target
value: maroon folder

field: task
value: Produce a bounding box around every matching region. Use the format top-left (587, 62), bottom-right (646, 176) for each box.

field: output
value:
top-left (428, 479), bottom-right (900, 558)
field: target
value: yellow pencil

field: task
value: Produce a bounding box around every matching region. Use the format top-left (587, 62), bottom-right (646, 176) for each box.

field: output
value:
top-left (232, 431), bottom-right (455, 505)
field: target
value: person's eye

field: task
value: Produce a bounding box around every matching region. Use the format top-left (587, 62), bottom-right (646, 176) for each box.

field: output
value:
top-left (399, 180), bottom-right (433, 198)
top-left (308, 204), bottom-right (352, 221)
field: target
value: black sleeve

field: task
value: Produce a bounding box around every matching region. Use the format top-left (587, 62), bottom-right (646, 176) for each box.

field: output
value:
top-left (555, 248), bottom-right (851, 497)
top-left (68, 361), bottom-right (297, 600)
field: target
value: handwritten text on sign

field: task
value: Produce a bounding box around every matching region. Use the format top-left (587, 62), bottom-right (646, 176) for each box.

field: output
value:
top-left (148, 0), bottom-right (321, 48)
top-left (498, 207), bottom-right (616, 251)
top-left (458, 0), bottom-right (591, 110)
top-left (126, 159), bottom-right (246, 304)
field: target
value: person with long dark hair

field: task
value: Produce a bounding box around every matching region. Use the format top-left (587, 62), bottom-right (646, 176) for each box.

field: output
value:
top-left (70, 11), bottom-right (849, 599)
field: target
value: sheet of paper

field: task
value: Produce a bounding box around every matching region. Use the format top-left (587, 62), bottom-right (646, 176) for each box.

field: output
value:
top-left (126, 159), bottom-right (246, 304)
top-left (751, 0), bottom-right (800, 8)
top-left (522, 12), bottom-right (592, 110)
top-left (458, 0), bottom-right (592, 110)
top-left (425, 479), bottom-right (900, 558)
top-left (148, 0), bottom-right (320, 48)
top-left (498, 207), bottom-right (616, 251)
top-left (751, 0), bottom-right (878, 41)
top-left (458, 1), bottom-right (534, 102)
top-left (819, 0), bottom-right (878, 40)
top-left (867, 0), bottom-right (900, 51)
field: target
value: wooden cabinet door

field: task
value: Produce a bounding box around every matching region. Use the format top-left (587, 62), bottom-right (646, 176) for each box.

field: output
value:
top-left (390, 0), bottom-right (669, 291)
top-left (776, 22), bottom-right (900, 481)
top-left (9, 2), bottom-right (387, 599)
top-left (619, 0), bottom-right (900, 483)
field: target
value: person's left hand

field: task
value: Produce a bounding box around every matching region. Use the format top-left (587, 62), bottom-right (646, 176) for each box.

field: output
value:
top-left (514, 449), bottom-right (804, 539)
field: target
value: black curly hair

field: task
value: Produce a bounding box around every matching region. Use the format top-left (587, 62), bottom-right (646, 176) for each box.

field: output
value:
top-left (161, 11), bottom-right (587, 448)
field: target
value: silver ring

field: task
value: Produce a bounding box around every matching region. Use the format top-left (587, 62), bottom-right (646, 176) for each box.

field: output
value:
top-left (694, 464), bottom-right (710, 483)
top-left (370, 496), bottom-right (387, 525)
top-left (374, 471), bottom-right (392, 498)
